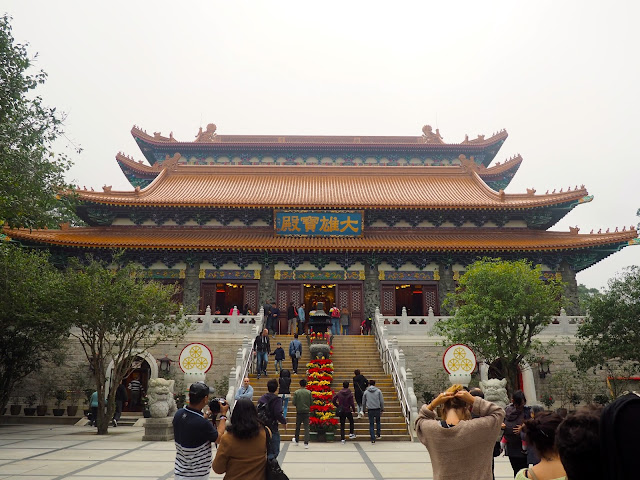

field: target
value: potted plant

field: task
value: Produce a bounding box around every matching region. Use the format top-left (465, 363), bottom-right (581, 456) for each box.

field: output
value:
top-left (53, 390), bottom-right (67, 416)
top-left (540, 392), bottom-right (554, 409)
top-left (10, 396), bottom-right (22, 415)
top-left (24, 394), bottom-right (37, 416)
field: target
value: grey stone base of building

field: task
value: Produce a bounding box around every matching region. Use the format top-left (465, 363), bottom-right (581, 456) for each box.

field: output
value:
top-left (142, 416), bottom-right (174, 441)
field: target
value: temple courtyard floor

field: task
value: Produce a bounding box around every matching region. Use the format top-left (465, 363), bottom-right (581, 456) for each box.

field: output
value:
top-left (0, 424), bottom-right (517, 479)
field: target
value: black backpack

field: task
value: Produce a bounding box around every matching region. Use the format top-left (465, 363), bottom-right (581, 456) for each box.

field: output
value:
top-left (257, 396), bottom-right (276, 427)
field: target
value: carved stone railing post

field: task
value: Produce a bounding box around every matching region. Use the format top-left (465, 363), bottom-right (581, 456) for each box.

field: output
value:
top-left (405, 368), bottom-right (419, 439)
top-left (401, 307), bottom-right (409, 334)
top-left (203, 305), bottom-right (212, 333)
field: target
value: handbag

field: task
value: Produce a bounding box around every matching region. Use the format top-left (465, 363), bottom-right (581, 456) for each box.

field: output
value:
top-left (265, 427), bottom-right (289, 480)
top-left (295, 350), bottom-right (301, 359)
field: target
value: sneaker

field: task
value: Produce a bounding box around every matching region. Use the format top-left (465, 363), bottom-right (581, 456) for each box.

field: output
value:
top-left (341, 440), bottom-right (346, 444)
top-left (291, 438), bottom-right (298, 445)
top-left (349, 434), bottom-right (356, 439)
top-left (371, 440), bottom-right (376, 444)
top-left (376, 434), bottom-right (381, 439)
top-left (257, 374), bottom-right (261, 380)
top-left (112, 419), bottom-right (117, 427)
top-left (304, 443), bottom-right (309, 449)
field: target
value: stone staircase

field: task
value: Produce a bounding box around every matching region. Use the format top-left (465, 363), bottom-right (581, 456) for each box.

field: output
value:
top-left (248, 334), bottom-right (411, 441)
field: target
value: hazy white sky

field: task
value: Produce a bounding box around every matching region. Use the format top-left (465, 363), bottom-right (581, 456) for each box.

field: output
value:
top-left (4, 0), bottom-right (639, 289)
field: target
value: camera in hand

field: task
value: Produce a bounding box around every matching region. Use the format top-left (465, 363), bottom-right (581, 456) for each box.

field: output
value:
top-left (208, 397), bottom-right (227, 415)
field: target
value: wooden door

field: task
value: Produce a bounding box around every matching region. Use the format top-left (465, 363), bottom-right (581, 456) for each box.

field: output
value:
top-left (199, 283), bottom-right (216, 315)
top-left (243, 284), bottom-right (259, 315)
top-left (275, 283), bottom-right (303, 334)
top-left (380, 284), bottom-right (396, 316)
top-left (336, 283), bottom-right (364, 334)
top-left (423, 285), bottom-right (440, 315)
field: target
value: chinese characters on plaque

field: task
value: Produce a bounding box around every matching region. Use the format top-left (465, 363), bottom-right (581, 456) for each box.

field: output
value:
top-left (274, 210), bottom-right (363, 237)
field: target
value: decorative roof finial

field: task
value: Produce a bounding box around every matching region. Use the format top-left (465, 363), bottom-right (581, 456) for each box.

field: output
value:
top-left (422, 125), bottom-right (444, 144)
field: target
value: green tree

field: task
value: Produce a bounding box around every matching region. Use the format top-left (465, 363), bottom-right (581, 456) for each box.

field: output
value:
top-left (573, 267), bottom-right (640, 381)
top-left (62, 258), bottom-right (190, 434)
top-left (0, 15), bottom-right (78, 229)
top-left (577, 284), bottom-right (601, 315)
top-left (437, 258), bottom-right (564, 394)
top-left (0, 243), bottom-right (71, 411)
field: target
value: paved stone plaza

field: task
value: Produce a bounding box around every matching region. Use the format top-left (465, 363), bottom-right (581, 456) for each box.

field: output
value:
top-left (0, 424), bottom-right (519, 480)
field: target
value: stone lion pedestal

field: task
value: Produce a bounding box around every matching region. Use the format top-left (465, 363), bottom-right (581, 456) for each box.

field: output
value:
top-left (143, 417), bottom-right (174, 441)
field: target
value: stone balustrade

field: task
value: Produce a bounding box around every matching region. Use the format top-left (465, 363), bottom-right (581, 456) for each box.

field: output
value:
top-left (183, 306), bottom-right (264, 335)
top-left (378, 307), bottom-right (584, 337)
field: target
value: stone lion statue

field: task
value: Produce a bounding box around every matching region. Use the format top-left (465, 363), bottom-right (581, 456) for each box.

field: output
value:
top-left (147, 378), bottom-right (177, 418)
top-left (479, 378), bottom-right (509, 409)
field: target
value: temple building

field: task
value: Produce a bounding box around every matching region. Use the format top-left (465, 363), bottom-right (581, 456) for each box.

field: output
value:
top-left (5, 124), bottom-right (638, 333)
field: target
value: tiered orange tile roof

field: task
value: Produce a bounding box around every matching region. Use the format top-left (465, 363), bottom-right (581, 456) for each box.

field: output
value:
top-left (78, 164), bottom-right (588, 210)
top-left (5, 226), bottom-right (636, 253)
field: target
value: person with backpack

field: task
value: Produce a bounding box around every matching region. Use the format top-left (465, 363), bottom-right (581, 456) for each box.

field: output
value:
top-left (257, 379), bottom-right (286, 461)
top-left (503, 390), bottom-right (532, 476)
top-left (352, 369), bottom-right (368, 418)
top-left (329, 303), bottom-right (341, 335)
top-left (291, 378), bottom-right (312, 449)
top-left (289, 334), bottom-right (303, 374)
top-left (278, 369), bottom-right (292, 418)
top-left (333, 380), bottom-right (357, 444)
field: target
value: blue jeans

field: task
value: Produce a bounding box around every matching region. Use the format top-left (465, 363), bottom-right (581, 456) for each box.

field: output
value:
top-left (331, 318), bottom-right (340, 335)
top-left (281, 395), bottom-right (289, 417)
top-left (274, 359), bottom-right (282, 373)
top-left (368, 408), bottom-right (381, 440)
top-left (267, 428), bottom-right (281, 460)
top-left (257, 352), bottom-right (268, 375)
top-left (341, 325), bottom-right (349, 335)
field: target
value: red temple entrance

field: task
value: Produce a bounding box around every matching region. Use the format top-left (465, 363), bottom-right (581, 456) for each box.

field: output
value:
top-left (276, 282), bottom-right (364, 334)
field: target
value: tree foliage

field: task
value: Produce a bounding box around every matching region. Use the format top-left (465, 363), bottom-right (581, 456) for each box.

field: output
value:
top-left (577, 283), bottom-right (601, 315)
top-left (62, 257), bottom-right (189, 434)
top-left (0, 243), bottom-right (71, 411)
top-left (0, 15), bottom-right (78, 229)
top-left (573, 266), bottom-right (640, 377)
top-left (437, 258), bottom-right (564, 394)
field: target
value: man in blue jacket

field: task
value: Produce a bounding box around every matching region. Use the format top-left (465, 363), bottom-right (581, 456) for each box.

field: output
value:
top-left (289, 334), bottom-right (303, 374)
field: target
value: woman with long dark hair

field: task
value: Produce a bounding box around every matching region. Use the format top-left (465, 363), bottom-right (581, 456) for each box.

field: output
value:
top-left (279, 369), bottom-right (292, 418)
top-left (212, 398), bottom-right (267, 479)
top-left (515, 411), bottom-right (566, 480)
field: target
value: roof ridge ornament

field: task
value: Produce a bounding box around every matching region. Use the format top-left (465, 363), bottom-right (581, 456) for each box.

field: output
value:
top-left (195, 123), bottom-right (217, 142)
top-left (569, 226), bottom-right (579, 234)
top-left (422, 125), bottom-right (445, 144)
top-left (526, 188), bottom-right (536, 196)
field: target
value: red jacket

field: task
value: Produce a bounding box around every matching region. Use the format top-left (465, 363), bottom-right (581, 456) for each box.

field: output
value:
top-left (333, 388), bottom-right (356, 413)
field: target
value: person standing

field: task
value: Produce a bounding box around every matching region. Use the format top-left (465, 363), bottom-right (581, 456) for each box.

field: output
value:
top-left (415, 384), bottom-right (505, 480)
top-left (291, 378), bottom-right (312, 449)
top-left (279, 369), bottom-right (292, 417)
top-left (287, 302), bottom-right (297, 335)
top-left (340, 307), bottom-right (350, 335)
top-left (515, 412), bottom-right (567, 480)
top-left (173, 381), bottom-right (228, 480)
top-left (271, 342), bottom-right (285, 374)
top-left (362, 379), bottom-right (384, 443)
top-left (297, 303), bottom-right (306, 334)
top-left (263, 301), bottom-right (272, 332)
top-left (503, 390), bottom-right (532, 477)
top-left (234, 377), bottom-right (253, 401)
top-left (329, 303), bottom-right (341, 335)
top-left (333, 381), bottom-right (357, 444)
top-left (253, 328), bottom-right (270, 379)
top-left (289, 334), bottom-right (303, 374)
top-left (89, 390), bottom-right (99, 427)
top-left (270, 302), bottom-right (280, 337)
top-left (352, 369), bottom-right (368, 418)
top-left (128, 374), bottom-right (142, 408)
top-left (113, 379), bottom-right (128, 427)
top-left (258, 379), bottom-right (287, 461)
top-left (212, 398), bottom-right (267, 480)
